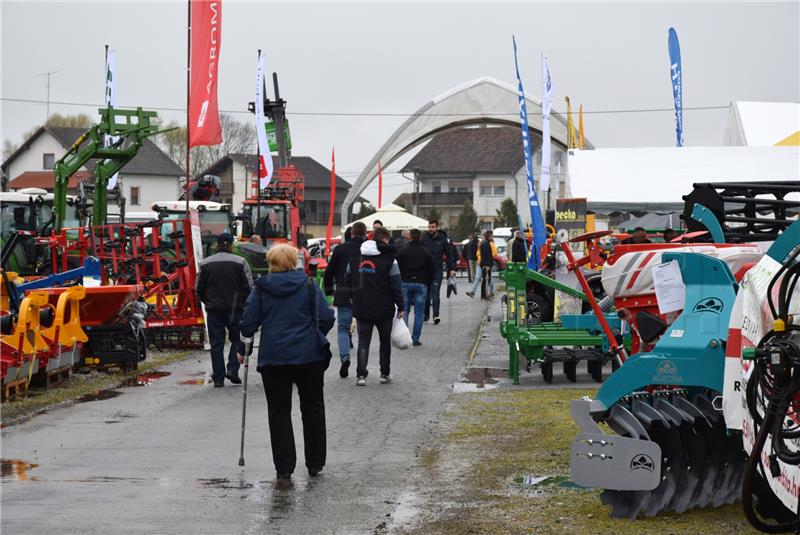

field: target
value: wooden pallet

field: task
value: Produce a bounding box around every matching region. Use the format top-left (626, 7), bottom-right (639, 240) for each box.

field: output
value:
top-left (2, 377), bottom-right (29, 402)
top-left (31, 365), bottom-right (71, 389)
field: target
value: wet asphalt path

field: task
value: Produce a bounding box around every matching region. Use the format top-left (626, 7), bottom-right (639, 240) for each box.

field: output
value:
top-left (1, 287), bottom-right (488, 535)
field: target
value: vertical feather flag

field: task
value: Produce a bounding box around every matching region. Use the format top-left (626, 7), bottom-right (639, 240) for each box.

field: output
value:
top-left (668, 27), bottom-right (684, 147)
top-left (188, 0), bottom-right (222, 148)
top-left (540, 53), bottom-right (554, 196)
top-left (104, 47), bottom-right (119, 190)
top-left (255, 51), bottom-right (273, 188)
top-left (512, 36), bottom-right (546, 270)
top-left (325, 148), bottom-right (336, 257)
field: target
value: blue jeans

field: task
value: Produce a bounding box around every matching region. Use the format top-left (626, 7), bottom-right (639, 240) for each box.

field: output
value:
top-left (425, 269), bottom-right (444, 319)
top-left (206, 310), bottom-right (242, 383)
top-left (402, 282), bottom-right (427, 343)
top-left (336, 306), bottom-right (353, 362)
top-left (469, 266), bottom-right (495, 296)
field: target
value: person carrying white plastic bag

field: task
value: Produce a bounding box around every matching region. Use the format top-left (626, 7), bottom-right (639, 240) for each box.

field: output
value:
top-left (391, 314), bottom-right (413, 349)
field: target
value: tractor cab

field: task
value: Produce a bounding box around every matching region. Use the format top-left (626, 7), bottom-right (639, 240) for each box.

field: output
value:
top-left (151, 200), bottom-right (234, 256)
top-left (237, 201), bottom-right (291, 245)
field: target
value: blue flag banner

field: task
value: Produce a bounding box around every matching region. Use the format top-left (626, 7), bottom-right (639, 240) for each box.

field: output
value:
top-left (668, 27), bottom-right (683, 147)
top-left (512, 36), bottom-right (546, 270)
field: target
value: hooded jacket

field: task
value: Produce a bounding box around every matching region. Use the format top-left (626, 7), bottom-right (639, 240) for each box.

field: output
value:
top-left (239, 270), bottom-right (335, 367)
top-left (323, 235), bottom-right (365, 307)
top-left (347, 240), bottom-right (404, 320)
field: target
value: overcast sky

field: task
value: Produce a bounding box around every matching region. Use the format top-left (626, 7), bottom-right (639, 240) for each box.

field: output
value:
top-left (2, 1), bottom-right (798, 205)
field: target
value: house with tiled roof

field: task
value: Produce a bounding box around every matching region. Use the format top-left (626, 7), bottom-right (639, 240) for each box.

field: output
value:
top-left (1, 125), bottom-right (184, 210)
top-left (395, 125), bottom-right (569, 230)
top-left (198, 153), bottom-right (366, 237)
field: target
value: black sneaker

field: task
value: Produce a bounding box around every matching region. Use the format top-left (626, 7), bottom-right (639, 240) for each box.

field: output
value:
top-left (225, 372), bottom-right (242, 384)
top-left (213, 381), bottom-right (224, 388)
top-left (308, 467), bottom-right (322, 477)
top-left (433, 317), bottom-right (441, 325)
top-left (339, 359), bottom-right (350, 378)
top-left (413, 340), bottom-right (422, 347)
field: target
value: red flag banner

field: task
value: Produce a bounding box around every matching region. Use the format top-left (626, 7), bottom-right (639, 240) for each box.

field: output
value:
top-left (325, 148), bottom-right (336, 257)
top-left (188, 0), bottom-right (222, 148)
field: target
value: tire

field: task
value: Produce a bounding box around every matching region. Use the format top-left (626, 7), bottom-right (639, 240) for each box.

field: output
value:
top-left (526, 294), bottom-right (548, 326)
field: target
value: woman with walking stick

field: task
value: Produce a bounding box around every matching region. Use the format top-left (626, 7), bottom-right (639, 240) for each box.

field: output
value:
top-left (238, 243), bottom-right (334, 480)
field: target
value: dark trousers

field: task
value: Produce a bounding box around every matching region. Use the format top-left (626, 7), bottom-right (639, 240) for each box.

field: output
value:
top-left (259, 361), bottom-right (326, 475)
top-left (206, 310), bottom-right (241, 383)
top-left (424, 268), bottom-right (444, 319)
top-left (356, 317), bottom-right (393, 378)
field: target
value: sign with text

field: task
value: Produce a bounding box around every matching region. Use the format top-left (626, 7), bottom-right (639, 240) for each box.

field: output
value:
top-left (555, 198), bottom-right (587, 253)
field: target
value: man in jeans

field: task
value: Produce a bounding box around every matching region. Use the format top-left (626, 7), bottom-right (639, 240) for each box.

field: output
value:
top-left (348, 226), bottom-right (404, 386)
top-left (467, 230), bottom-right (497, 300)
top-left (396, 228), bottom-right (435, 347)
top-left (196, 232), bottom-right (253, 387)
top-left (421, 219), bottom-right (455, 325)
top-left (323, 222), bottom-right (367, 378)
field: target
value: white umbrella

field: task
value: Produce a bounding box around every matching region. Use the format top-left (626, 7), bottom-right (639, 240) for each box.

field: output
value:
top-left (344, 204), bottom-right (429, 232)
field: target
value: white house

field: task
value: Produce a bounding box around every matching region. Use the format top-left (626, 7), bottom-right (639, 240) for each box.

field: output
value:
top-left (2, 126), bottom-right (184, 210)
top-left (394, 125), bottom-right (569, 231)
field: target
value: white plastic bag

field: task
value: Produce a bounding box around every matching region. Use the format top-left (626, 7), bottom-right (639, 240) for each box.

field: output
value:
top-left (391, 316), bottom-right (413, 349)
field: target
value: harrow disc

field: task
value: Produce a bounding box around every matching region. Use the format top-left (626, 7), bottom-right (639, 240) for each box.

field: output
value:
top-left (599, 391), bottom-right (744, 519)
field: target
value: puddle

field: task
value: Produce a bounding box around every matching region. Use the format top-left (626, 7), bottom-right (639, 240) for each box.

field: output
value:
top-left (198, 477), bottom-right (254, 490)
top-left (76, 390), bottom-right (122, 403)
top-left (1, 459), bottom-right (39, 481)
top-left (188, 372), bottom-right (206, 377)
top-left (119, 370), bottom-right (170, 387)
top-left (104, 420), bottom-right (121, 424)
top-left (461, 367), bottom-right (507, 387)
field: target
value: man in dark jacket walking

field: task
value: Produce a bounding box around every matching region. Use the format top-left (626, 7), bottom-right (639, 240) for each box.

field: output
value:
top-left (348, 226), bottom-right (404, 386)
top-left (509, 229), bottom-right (528, 263)
top-left (396, 229), bottom-right (434, 346)
top-left (196, 232), bottom-right (253, 387)
top-left (323, 222), bottom-right (367, 378)
top-left (465, 233), bottom-right (479, 282)
top-left (421, 220), bottom-right (455, 325)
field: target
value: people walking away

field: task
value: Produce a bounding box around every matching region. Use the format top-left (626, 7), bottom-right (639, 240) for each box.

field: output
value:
top-left (348, 226), bottom-right (404, 386)
top-left (196, 232), bottom-right (253, 387)
top-left (622, 227), bottom-right (652, 244)
top-left (465, 233), bottom-right (478, 283)
top-left (238, 243), bottom-right (335, 480)
top-left (510, 229), bottom-right (528, 263)
top-left (396, 228), bottom-right (434, 347)
top-left (421, 220), bottom-right (455, 324)
top-left (323, 222), bottom-right (367, 378)
top-left (466, 230), bottom-right (497, 300)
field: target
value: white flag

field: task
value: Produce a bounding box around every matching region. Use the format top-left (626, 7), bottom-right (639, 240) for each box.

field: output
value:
top-left (255, 51), bottom-right (273, 189)
top-left (540, 53), bottom-right (554, 196)
top-left (105, 48), bottom-right (119, 190)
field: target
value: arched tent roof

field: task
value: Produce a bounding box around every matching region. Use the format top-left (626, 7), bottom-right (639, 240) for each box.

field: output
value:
top-left (345, 203), bottom-right (429, 232)
top-left (342, 76), bottom-right (592, 223)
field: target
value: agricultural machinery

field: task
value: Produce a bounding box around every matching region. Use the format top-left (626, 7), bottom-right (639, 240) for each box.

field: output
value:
top-left (567, 214), bottom-right (800, 527)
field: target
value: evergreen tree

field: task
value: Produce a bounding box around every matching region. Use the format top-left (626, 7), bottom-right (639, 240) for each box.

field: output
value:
top-left (454, 199), bottom-right (480, 240)
top-left (355, 202), bottom-right (376, 219)
top-left (425, 206), bottom-right (442, 224)
top-left (494, 197), bottom-right (519, 227)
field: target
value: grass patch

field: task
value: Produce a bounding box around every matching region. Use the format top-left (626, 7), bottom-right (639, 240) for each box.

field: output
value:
top-left (405, 388), bottom-right (758, 535)
top-left (1, 349), bottom-right (192, 425)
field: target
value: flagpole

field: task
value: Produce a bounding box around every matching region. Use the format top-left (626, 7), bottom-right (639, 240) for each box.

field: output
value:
top-left (256, 49), bottom-right (262, 243)
top-left (185, 0), bottom-right (191, 214)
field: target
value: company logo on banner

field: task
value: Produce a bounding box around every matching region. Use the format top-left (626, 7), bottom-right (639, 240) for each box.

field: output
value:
top-left (189, 0), bottom-right (222, 148)
top-left (512, 36), bottom-right (546, 271)
top-left (668, 27), bottom-right (683, 147)
top-left (540, 53), bottom-right (554, 196)
top-left (104, 47), bottom-right (119, 190)
top-left (255, 51), bottom-right (274, 188)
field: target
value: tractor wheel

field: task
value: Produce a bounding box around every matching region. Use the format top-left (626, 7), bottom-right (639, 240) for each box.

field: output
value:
top-left (540, 361), bottom-right (553, 383)
top-left (526, 294), bottom-right (547, 326)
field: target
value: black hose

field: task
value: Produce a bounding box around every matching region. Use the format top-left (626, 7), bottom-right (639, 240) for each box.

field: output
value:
top-left (767, 245), bottom-right (800, 320)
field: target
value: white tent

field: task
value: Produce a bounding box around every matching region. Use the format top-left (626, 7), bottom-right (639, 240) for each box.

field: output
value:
top-left (344, 204), bottom-right (429, 232)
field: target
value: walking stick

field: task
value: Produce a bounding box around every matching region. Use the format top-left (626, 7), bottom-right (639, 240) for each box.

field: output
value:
top-left (238, 335), bottom-right (254, 467)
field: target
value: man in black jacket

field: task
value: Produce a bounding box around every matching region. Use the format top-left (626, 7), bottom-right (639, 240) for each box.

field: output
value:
top-left (396, 229), bottom-right (435, 346)
top-left (196, 232), bottom-right (254, 387)
top-left (348, 226), bottom-right (404, 386)
top-left (510, 229), bottom-right (528, 263)
top-left (421, 220), bottom-right (455, 325)
top-left (465, 233), bottom-right (479, 282)
top-left (323, 221), bottom-right (367, 378)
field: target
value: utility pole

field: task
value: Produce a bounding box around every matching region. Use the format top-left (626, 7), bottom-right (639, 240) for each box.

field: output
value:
top-left (35, 70), bottom-right (60, 123)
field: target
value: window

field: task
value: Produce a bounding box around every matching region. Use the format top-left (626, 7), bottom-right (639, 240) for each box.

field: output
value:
top-left (449, 181), bottom-right (471, 193)
top-left (432, 181), bottom-right (442, 193)
top-left (43, 153), bottom-right (55, 170)
top-left (479, 183), bottom-right (505, 197)
top-left (130, 186), bottom-right (140, 206)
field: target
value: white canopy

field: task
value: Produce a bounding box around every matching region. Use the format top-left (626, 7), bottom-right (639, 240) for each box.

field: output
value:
top-left (344, 203), bottom-right (429, 232)
top-left (568, 146), bottom-right (800, 202)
